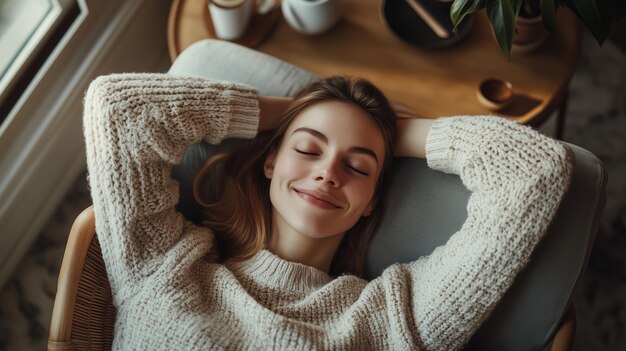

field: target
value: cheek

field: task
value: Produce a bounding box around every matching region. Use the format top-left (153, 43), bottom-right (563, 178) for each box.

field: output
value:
top-left (272, 152), bottom-right (309, 182)
top-left (345, 181), bottom-right (377, 210)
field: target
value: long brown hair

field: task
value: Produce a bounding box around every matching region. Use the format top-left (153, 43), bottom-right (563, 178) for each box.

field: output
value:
top-left (193, 76), bottom-right (396, 278)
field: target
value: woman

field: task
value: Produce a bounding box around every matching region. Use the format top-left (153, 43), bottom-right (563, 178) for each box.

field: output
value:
top-left (84, 73), bottom-right (572, 350)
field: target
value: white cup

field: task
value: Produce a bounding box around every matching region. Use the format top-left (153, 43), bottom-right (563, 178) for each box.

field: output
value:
top-left (281, 0), bottom-right (343, 35)
top-left (209, 0), bottom-right (253, 40)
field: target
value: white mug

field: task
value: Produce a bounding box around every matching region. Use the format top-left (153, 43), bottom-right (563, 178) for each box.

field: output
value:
top-left (209, 0), bottom-right (253, 40)
top-left (281, 0), bottom-right (343, 35)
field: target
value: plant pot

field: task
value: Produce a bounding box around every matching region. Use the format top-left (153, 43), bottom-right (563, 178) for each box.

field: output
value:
top-left (512, 15), bottom-right (549, 53)
top-left (428, 0), bottom-right (454, 7)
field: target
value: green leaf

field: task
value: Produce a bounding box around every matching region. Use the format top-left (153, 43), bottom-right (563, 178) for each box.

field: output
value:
top-left (571, 0), bottom-right (613, 44)
top-left (486, 0), bottom-right (520, 56)
top-left (450, 0), bottom-right (486, 32)
top-left (541, 0), bottom-right (557, 32)
top-left (513, 0), bottom-right (524, 17)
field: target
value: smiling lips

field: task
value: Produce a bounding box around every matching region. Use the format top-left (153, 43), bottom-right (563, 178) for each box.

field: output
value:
top-left (294, 188), bottom-right (342, 209)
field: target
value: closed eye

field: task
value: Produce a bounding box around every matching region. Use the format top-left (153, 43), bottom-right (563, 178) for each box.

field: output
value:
top-left (347, 164), bottom-right (369, 176)
top-left (296, 148), bottom-right (369, 176)
top-left (294, 149), bottom-right (318, 156)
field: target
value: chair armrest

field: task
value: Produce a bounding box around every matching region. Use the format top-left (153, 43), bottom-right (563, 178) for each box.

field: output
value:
top-left (48, 206), bottom-right (96, 345)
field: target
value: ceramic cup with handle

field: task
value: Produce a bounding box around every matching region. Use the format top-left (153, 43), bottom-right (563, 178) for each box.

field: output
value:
top-left (281, 0), bottom-right (344, 35)
top-left (209, 0), bottom-right (276, 40)
top-left (209, 0), bottom-right (252, 40)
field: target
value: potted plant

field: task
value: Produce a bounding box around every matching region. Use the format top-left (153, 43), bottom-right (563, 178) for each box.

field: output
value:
top-left (450, 0), bottom-right (626, 56)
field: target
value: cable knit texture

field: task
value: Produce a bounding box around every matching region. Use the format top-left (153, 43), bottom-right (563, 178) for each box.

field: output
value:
top-left (83, 73), bottom-right (573, 350)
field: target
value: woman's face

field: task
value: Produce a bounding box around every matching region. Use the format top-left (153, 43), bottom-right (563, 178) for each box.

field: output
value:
top-left (263, 100), bottom-right (386, 240)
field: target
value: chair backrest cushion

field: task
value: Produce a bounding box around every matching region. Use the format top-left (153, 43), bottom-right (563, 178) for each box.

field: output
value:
top-left (169, 39), bottom-right (607, 351)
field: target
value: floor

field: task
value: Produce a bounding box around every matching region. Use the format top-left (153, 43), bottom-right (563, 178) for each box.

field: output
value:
top-left (565, 31), bottom-right (626, 350)
top-left (1, 31), bottom-right (625, 350)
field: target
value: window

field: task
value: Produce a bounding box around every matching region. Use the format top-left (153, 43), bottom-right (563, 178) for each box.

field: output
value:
top-left (0, 0), bottom-right (77, 126)
top-left (0, 0), bottom-right (170, 288)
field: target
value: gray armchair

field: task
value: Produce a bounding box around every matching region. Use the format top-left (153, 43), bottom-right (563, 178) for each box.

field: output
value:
top-left (48, 39), bottom-right (607, 351)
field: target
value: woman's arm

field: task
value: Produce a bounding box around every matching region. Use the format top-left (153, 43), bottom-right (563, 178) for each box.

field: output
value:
top-left (372, 116), bottom-right (573, 350)
top-left (389, 101), bottom-right (433, 159)
top-left (84, 73), bottom-right (259, 299)
top-left (258, 96), bottom-right (292, 131)
top-left (394, 118), bottom-right (434, 159)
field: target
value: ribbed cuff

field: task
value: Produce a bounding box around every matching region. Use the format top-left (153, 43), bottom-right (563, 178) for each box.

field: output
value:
top-left (223, 88), bottom-right (261, 140)
top-left (425, 117), bottom-right (460, 174)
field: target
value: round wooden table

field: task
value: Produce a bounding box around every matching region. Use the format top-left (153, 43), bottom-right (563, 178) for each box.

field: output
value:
top-left (168, 0), bottom-right (582, 132)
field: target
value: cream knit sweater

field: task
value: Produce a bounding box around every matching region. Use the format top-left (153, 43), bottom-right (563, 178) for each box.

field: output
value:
top-left (83, 73), bottom-right (573, 350)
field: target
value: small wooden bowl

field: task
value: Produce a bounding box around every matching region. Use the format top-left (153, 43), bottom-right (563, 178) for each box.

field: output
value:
top-left (477, 78), bottom-right (513, 111)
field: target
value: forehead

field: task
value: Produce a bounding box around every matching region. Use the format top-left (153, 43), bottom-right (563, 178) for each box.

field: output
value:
top-left (285, 100), bottom-right (386, 156)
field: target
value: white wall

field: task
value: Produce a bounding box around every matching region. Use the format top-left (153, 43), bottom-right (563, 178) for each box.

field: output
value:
top-left (0, 0), bottom-right (171, 288)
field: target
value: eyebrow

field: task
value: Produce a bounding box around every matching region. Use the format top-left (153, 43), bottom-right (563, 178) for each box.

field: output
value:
top-left (291, 127), bottom-right (379, 164)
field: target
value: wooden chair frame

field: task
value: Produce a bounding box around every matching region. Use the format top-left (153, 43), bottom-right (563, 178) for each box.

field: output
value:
top-left (48, 206), bottom-right (115, 351)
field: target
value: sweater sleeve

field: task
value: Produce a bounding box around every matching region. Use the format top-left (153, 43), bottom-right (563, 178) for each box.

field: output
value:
top-left (83, 73), bottom-right (259, 301)
top-left (383, 116), bottom-right (573, 350)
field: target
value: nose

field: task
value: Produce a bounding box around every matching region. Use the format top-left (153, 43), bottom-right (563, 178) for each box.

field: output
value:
top-left (314, 161), bottom-right (341, 187)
